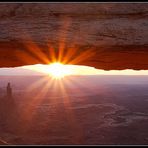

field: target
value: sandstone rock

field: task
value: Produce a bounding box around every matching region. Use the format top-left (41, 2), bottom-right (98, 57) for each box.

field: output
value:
top-left (0, 3), bottom-right (147, 70)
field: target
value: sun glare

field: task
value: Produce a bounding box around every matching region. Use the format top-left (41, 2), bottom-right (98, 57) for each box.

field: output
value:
top-left (22, 63), bottom-right (148, 77)
top-left (46, 62), bottom-right (73, 79)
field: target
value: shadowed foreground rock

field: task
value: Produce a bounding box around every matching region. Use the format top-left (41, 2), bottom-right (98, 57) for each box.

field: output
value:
top-left (0, 83), bottom-right (19, 135)
top-left (0, 3), bottom-right (148, 70)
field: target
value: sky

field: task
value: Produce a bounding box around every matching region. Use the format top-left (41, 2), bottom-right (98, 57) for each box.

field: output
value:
top-left (23, 64), bottom-right (148, 75)
top-left (0, 63), bottom-right (148, 76)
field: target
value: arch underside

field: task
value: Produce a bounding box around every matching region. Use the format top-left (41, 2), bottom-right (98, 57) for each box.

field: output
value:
top-left (0, 3), bottom-right (148, 70)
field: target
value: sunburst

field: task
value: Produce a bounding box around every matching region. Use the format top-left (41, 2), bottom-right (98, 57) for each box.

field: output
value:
top-left (15, 17), bottom-right (96, 141)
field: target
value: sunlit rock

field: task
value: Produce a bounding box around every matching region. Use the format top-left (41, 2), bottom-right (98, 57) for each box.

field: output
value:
top-left (0, 3), bottom-right (147, 70)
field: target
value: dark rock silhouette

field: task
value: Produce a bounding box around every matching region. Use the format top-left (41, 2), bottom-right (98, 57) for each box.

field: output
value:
top-left (0, 83), bottom-right (20, 133)
top-left (6, 82), bottom-right (12, 98)
top-left (5, 82), bottom-right (15, 107)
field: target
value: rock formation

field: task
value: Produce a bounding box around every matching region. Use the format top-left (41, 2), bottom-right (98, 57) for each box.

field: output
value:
top-left (6, 82), bottom-right (12, 98)
top-left (0, 3), bottom-right (147, 70)
top-left (0, 82), bottom-right (19, 132)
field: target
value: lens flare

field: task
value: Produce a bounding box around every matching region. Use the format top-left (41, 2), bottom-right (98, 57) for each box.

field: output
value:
top-left (47, 62), bottom-right (73, 79)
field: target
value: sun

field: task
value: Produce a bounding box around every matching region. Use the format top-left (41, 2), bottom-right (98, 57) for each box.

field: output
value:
top-left (47, 62), bottom-right (73, 79)
top-left (22, 62), bottom-right (74, 78)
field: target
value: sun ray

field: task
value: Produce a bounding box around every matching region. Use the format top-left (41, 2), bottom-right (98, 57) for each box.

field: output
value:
top-left (23, 41), bottom-right (50, 64)
top-left (62, 77), bottom-right (90, 103)
top-left (13, 16), bottom-right (97, 141)
top-left (20, 76), bottom-right (53, 132)
top-left (58, 79), bottom-right (84, 143)
top-left (57, 17), bottom-right (71, 63)
top-left (15, 50), bottom-right (40, 65)
top-left (26, 76), bottom-right (49, 92)
top-left (15, 25), bottom-right (51, 65)
top-left (69, 48), bottom-right (96, 65)
top-left (47, 43), bottom-right (57, 63)
top-left (14, 13), bottom-right (96, 71)
top-left (62, 47), bottom-right (78, 64)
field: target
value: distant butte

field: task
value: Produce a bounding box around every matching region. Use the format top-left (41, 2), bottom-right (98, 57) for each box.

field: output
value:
top-left (0, 3), bottom-right (148, 70)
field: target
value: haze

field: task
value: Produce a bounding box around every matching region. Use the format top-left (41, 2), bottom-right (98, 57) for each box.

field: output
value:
top-left (0, 64), bottom-right (148, 76)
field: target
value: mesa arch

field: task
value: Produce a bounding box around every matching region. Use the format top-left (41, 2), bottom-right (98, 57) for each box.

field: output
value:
top-left (0, 3), bottom-right (148, 70)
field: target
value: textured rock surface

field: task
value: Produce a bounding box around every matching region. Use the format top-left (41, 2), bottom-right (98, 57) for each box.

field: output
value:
top-left (0, 3), bottom-right (148, 70)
